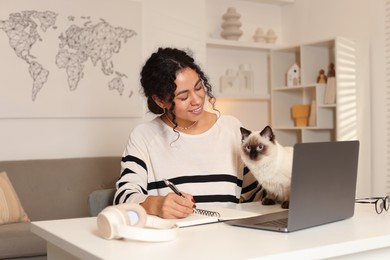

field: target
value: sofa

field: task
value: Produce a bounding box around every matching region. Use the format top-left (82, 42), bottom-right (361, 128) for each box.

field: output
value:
top-left (0, 157), bottom-right (120, 260)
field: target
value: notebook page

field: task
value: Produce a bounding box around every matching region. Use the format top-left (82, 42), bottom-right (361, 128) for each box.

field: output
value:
top-left (171, 213), bottom-right (219, 227)
top-left (159, 206), bottom-right (262, 227)
top-left (202, 206), bottom-right (261, 221)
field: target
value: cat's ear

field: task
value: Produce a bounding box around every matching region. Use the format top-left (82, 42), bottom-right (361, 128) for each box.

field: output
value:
top-left (240, 127), bottom-right (251, 141)
top-left (260, 125), bottom-right (275, 142)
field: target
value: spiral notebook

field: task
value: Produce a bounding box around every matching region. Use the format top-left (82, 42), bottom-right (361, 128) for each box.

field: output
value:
top-left (163, 206), bottom-right (261, 228)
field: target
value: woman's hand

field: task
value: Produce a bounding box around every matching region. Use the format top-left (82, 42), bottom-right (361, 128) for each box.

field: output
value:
top-left (140, 192), bottom-right (195, 219)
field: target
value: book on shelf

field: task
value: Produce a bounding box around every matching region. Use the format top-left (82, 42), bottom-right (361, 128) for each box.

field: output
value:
top-left (324, 77), bottom-right (336, 104)
top-left (308, 100), bottom-right (317, 126)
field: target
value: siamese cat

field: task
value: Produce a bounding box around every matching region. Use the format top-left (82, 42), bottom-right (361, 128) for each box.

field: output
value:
top-left (240, 125), bottom-right (293, 209)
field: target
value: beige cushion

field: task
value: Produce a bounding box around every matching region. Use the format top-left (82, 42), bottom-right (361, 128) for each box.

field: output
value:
top-left (0, 171), bottom-right (29, 225)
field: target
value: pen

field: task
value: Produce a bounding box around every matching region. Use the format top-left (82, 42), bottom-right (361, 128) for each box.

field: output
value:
top-left (163, 178), bottom-right (186, 198)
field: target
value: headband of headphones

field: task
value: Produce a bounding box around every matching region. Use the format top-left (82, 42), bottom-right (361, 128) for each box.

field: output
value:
top-left (97, 203), bottom-right (178, 242)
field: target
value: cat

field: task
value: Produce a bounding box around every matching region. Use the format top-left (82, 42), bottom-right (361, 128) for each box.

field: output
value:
top-left (239, 125), bottom-right (293, 209)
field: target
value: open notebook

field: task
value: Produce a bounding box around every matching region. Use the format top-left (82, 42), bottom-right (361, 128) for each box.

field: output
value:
top-left (157, 206), bottom-right (274, 228)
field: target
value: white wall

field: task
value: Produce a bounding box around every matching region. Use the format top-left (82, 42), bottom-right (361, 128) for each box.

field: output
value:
top-left (0, 0), bottom-right (271, 161)
top-left (0, 0), bottom-right (206, 161)
top-left (370, 0), bottom-right (388, 196)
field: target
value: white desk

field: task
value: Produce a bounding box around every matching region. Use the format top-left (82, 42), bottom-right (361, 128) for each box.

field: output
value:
top-left (31, 203), bottom-right (390, 260)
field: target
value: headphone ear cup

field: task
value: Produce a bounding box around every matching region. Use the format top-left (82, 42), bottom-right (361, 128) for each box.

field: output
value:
top-left (97, 204), bottom-right (148, 239)
top-left (116, 203), bottom-right (148, 227)
top-left (97, 206), bottom-right (127, 239)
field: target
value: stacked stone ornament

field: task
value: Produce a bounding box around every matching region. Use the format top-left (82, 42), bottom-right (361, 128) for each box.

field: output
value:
top-left (220, 8), bottom-right (243, 40)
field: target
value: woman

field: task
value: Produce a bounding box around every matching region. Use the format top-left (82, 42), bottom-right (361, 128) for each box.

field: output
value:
top-left (114, 47), bottom-right (262, 219)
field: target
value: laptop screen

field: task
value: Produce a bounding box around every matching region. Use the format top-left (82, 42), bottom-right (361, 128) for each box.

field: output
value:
top-left (287, 140), bottom-right (360, 231)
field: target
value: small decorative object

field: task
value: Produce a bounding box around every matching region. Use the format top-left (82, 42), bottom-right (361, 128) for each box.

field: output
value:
top-left (220, 69), bottom-right (238, 94)
top-left (253, 28), bottom-right (266, 43)
top-left (327, 62), bottom-right (336, 77)
top-left (265, 29), bottom-right (277, 43)
top-left (238, 64), bottom-right (254, 92)
top-left (287, 63), bottom-right (300, 87)
top-left (291, 104), bottom-right (310, 127)
top-left (317, 69), bottom-right (327, 83)
top-left (220, 8), bottom-right (243, 40)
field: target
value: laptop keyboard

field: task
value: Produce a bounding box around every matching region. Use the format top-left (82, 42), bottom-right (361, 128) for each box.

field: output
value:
top-left (256, 218), bottom-right (288, 227)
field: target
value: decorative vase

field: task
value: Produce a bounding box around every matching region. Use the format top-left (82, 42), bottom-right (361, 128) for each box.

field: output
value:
top-left (220, 8), bottom-right (243, 40)
top-left (291, 104), bottom-right (310, 127)
top-left (253, 27), bottom-right (266, 43)
top-left (265, 29), bottom-right (277, 43)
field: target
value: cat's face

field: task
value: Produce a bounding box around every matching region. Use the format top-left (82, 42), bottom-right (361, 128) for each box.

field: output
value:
top-left (240, 125), bottom-right (275, 161)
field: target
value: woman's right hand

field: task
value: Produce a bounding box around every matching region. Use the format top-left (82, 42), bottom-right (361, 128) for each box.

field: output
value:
top-left (140, 192), bottom-right (195, 219)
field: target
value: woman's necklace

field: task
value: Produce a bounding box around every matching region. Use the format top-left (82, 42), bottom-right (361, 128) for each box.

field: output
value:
top-left (164, 114), bottom-right (198, 130)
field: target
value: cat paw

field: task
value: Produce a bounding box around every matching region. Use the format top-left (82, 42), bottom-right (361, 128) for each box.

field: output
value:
top-left (262, 198), bottom-right (276, 205)
top-left (281, 201), bottom-right (289, 209)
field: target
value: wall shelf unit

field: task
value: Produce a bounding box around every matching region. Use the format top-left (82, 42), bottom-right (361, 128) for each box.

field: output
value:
top-left (205, 1), bottom-right (357, 144)
top-left (206, 37), bottom-right (279, 50)
top-left (205, 0), bottom-right (283, 100)
top-left (270, 37), bottom-right (357, 145)
top-left (206, 38), bottom-right (273, 100)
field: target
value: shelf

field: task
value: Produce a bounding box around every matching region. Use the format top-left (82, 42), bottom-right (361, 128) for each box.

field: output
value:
top-left (205, 0), bottom-right (285, 101)
top-left (215, 94), bottom-right (270, 101)
top-left (270, 38), bottom-right (357, 145)
top-left (319, 104), bottom-right (336, 108)
top-left (206, 38), bottom-right (270, 100)
top-left (272, 85), bottom-right (316, 91)
top-left (239, 0), bottom-right (295, 5)
top-left (206, 38), bottom-right (278, 51)
top-left (274, 126), bottom-right (334, 130)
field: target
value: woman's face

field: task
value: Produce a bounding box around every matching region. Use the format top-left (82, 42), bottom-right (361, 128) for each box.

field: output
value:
top-left (171, 67), bottom-right (206, 124)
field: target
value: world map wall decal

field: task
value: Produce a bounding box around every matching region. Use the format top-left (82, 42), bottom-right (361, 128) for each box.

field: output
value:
top-left (0, 0), bottom-right (143, 118)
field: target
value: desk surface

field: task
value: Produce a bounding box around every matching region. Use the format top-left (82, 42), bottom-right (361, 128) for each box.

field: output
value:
top-left (31, 203), bottom-right (390, 260)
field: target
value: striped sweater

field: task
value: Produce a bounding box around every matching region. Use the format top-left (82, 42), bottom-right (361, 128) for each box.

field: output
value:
top-left (114, 115), bottom-right (262, 207)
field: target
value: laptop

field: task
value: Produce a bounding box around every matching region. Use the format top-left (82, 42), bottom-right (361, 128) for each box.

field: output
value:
top-left (226, 140), bottom-right (360, 232)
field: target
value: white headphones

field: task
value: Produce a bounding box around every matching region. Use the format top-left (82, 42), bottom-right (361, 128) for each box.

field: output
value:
top-left (97, 203), bottom-right (178, 242)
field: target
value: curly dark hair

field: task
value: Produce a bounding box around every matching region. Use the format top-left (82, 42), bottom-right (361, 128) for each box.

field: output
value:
top-left (140, 47), bottom-right (216, 125)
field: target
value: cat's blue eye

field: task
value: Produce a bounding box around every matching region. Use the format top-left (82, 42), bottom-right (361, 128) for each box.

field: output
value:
top-left (256, 145), bottom-right (264, 152)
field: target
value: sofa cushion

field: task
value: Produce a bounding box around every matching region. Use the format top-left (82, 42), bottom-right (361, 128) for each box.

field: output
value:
top-left (0, 171), bottom-right (30, 225)
top-left (88, 188), bottom-right (116, 217)
top-left (0, 222), bottom-right (46, 259)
